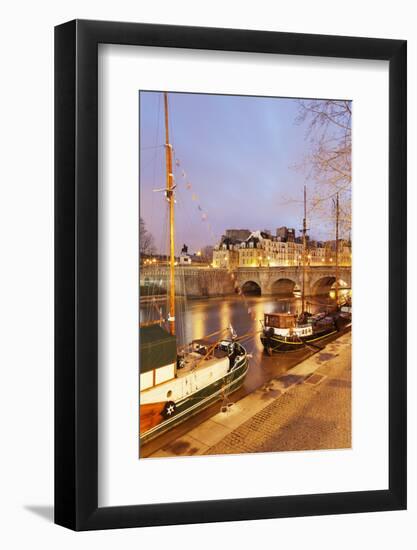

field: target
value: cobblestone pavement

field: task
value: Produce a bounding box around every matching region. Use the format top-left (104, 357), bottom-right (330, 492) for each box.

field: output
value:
top-left (204, 337), bottom-right (351, 455)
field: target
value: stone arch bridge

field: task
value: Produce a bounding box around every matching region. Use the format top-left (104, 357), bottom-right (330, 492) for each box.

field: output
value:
top-left (141, 265), bottom-right (351, 298)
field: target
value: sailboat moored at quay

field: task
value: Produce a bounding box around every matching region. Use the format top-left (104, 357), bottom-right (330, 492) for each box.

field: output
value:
top-left (139, 93), bottom-right (249, 445)
top-left (260, 188), bottom-right (351, 354)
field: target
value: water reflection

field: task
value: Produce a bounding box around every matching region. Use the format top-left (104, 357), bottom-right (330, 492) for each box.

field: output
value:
top-left (139, 293), bottom-right (347, 352)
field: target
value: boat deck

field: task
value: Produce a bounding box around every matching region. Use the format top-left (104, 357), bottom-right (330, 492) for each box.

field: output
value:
top-left (177, 350), bottom-right (228, 376)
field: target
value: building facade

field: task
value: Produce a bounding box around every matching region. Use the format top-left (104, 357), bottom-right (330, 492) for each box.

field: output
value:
top-left (213, 227), bottom-right (351, 269)
top-left (212, 236), bottom-right (241, 269)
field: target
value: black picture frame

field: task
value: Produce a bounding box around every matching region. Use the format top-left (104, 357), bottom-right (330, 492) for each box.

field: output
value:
top-left (55, 19), bottom-right (407, 531)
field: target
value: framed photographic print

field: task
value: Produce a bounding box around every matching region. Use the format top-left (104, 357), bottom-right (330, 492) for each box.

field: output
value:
top-left (55, 20), bottom-right (406, 530)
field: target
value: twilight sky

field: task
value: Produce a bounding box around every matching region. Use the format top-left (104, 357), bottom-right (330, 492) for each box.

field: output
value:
top-left (139, 91), bottom-right (331, 255)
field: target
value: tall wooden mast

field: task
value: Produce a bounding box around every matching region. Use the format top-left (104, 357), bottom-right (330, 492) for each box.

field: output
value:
top-left (334, 192), bottom-right (340, 308)
top-left (301, 185), bottom-right (308, 314)
top-left (164, 92), bottom-right (175, 335)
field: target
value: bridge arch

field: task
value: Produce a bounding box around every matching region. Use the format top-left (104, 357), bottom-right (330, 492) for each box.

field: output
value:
top-left (312, 276), bottom-right (349, 296)
top-left (312, 276), bottom-right (335, 295)
top-left (270, 278), bottom-right (299, 296)
top-left (241, 280), bottom-right (262, 296)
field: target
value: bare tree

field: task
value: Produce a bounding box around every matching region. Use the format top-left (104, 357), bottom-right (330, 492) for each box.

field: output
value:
top-left (139, 217), bottom-right (156, 257)
top-left (296, 99), bottom-right (352, 237)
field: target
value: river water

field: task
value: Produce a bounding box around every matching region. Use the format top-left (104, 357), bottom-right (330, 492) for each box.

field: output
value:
top-left (139, 293), bottom-right (350, 456)
top-left (140, 293), bottom-right (343, 357)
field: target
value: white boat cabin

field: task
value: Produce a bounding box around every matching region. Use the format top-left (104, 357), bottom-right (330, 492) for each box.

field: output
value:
top-left (263, 312), bottom-right (313, 338)
top-left (139, 325), bottom-right (177, 391)
top-left (140, 326), bottom-right (234, 406)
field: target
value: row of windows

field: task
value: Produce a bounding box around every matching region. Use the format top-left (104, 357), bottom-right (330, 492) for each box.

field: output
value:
top-left (217, 243), bottom-right (344, 254)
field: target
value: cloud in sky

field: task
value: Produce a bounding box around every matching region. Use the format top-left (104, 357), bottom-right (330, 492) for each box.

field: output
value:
top-left (139, 91), bottom-right (334, 254)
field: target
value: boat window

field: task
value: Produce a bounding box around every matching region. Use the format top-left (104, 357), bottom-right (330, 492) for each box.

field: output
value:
top-left (166, 390), bottom-right (172, 398)
top-left (140, 370), bottom-right (154, 391)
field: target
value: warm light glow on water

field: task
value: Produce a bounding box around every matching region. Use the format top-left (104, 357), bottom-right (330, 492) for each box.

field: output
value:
top-left (139, 292), bottom-right (351, 405)
top-left (139, 293), bottom-right (345, 350)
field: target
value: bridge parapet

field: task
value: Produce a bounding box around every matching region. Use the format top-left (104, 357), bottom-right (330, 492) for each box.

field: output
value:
top-left (140, 265), bottom-right (351, 297)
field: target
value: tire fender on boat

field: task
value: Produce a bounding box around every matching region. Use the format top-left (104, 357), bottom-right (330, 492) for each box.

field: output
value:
top-left (162, 400), bottom-right (177, 419)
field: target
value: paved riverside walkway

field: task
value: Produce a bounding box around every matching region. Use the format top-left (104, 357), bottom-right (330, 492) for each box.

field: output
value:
top-left (149, 332), bottom-right (351, 458)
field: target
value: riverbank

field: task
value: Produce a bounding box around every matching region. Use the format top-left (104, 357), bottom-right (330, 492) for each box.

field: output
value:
top-left (139, 294), bottom-right (351, 457)
top-left (147, 331), bottom-right (351, 458)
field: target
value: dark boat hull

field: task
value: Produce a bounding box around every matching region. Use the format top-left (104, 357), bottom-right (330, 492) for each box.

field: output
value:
top-left (261, 325), bottom-right (339, 353)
